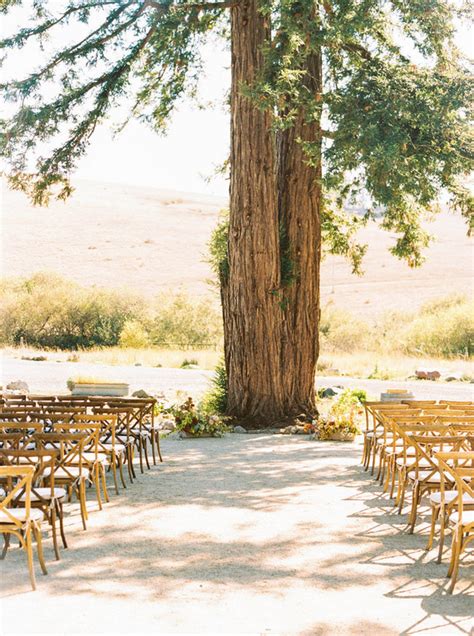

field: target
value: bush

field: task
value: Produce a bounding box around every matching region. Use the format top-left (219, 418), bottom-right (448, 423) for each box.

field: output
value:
top-left (201, 361), bottom-right (228, 415)
top-left (401, 296), bottom-right (473, 357)
top-left (150, 292), bottom-right (222, 348)
top-left (119, 320), bottom-right (151, 349)
top-left (0, 273), bottom-right (145, 350)
top-left (320, 303), bottom-right (372, 352)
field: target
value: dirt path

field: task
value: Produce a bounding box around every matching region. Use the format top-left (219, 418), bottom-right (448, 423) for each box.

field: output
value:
top-left (1, 435), bottom-right (472, 635)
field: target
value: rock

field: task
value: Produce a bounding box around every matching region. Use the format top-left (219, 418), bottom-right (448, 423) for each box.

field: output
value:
top-left (134, 363), bottom-right (142, 367)
top-left (6, 380), bottom-right (29, 392)
top-left (166, 432), bottom-right (182, 440)
top-left (444, 373), bottom-right (462, 382)
top-left (416, 369), bottom-right (441, 381)
top-left (233, 425), bottom-right (247, 434)
top-left (158, 419), bottom-right (175, 431)
top-left (132, 389), bottom-right (151, 398)
top-left (319, 387), bottom-right (339, 398)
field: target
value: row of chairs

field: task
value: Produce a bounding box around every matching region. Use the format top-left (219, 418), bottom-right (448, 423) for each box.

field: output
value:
top-left (361, 399), bottom-right (474, 593)
top-left (0, 393), bottom-right (162, 590)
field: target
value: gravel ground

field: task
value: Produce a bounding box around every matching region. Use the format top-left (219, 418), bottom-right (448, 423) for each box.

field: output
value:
top-left (1, 434), bottom-right (472, 635)
top-left (2, 356), bottom-right (473, 402)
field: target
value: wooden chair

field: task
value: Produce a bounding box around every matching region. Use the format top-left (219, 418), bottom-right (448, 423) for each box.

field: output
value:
top-left (0, 449), bottom-right (68, 560)
top-left (33, 433), bottom-right (89, 530)
top-left (73, 413), bottom-right (126, 494)
top-left (0, 465), bottom-right (47, 590)
top-left (435, 451), bottom-right (474, 593)
top-left (52, 423), bottom-right (109, 509)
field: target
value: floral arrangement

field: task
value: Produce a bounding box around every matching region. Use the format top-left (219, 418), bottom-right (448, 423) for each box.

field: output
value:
top-left (314, 388), bottom-right (366, 441)
top-left (164, 397), bottom-right (229, 437)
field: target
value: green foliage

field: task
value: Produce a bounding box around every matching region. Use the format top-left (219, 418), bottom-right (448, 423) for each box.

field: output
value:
top-left (149, 292), bottom-right (222, 348)
top-left (207, 211), bottom-right (229, 285)
top-left (119, 320), bottom-right (151, 349)
top-left (164, 396), bottom-right (229, 437)
top-left (180, 357), bottom-right (199, 368)
top-left (402, 296), bottom-right (474, 357)
top-left (320, 303), bottom-right (372, 352)
top-left (0, 274), bottom-right (223, 351)
top-left (201, 360), bottom-right (228, 415)
top-left (0, 273), bottom-right (144, 350)
top-left (316, 388), bottom-right (366, 440)
top-left (0, 0), bottom-right (471, 269)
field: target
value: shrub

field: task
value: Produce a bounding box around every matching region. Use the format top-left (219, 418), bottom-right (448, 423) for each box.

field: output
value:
top-left (119, 320), bottom-right (151, 349)
top-left (150, 292), bottom-right (222, 348)
top-left (402, 296), bottom-right (473, 357)
top-left (201, 361), bottom-right (227, 415)
top-left (320, 303), bottom-right (372, 352)
top-left (0, 273), bottom-right (145, 350)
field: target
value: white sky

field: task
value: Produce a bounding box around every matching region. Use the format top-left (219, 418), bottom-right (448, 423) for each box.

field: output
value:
top-left (1, 6), bottom-right (472, 197)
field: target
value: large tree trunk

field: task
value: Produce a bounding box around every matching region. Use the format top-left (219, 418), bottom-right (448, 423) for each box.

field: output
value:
top-left (278, 49), bottom-right (323, 419)
top-left (222, 0), bottom-right (285, 424)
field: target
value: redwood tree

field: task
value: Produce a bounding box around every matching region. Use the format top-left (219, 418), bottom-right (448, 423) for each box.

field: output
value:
top-left (1, 0), bottom-right (472, 425)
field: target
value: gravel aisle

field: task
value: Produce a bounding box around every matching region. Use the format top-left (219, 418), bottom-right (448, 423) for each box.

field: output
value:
top-left (1, 435), bottom-right (472, 635)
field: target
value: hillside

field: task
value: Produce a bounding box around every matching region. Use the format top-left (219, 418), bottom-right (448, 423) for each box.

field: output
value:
top-left (1, 178), bottom-right (472, 317)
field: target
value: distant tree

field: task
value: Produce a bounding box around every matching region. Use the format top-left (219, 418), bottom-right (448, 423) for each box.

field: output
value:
top-left (1, 1), bottom-right (472, 425)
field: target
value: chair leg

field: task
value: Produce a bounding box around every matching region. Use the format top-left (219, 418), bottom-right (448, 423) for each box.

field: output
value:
top-left (77, 482), bottom-right (88, 530)
top-left (118, 455), bottom-right (127, 489)
top-left (25, 527), bottom-right (36, 591)
top-left (448, 529), bottom-right (462, 593)
top-left (156, 431), bottom-right (163, 463)
top-left (57, 500), bottom-right (68, 549)
top-left (408, 482), bottom-right (420, 533)
top-left (50, 506), bottom-right (60, 561)
top-left (150, 428), bottom-right (157, 466)
top-left (426, 504), bottom-right (439, 551)
top-left (33, 523), bottom-right (48, 575)
top-left (100, 464), bottom-right (110, 503)
top-left (1, 533), bottom-right (11, 559)
top-left (110, 454), bottom-right (120, 495)
top-left (143, 437), bottom-right (151, 470)
top-left (94, 465), bottom-right (103, 511)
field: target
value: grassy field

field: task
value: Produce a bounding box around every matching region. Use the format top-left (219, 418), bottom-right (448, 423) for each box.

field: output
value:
top-left (4, 344), bottom-right (472, 382)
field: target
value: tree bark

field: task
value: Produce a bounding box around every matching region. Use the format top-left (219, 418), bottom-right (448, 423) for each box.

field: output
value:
top-left (278, 49), bottom-right (323, 418)
top-left (223, 0), bottom-right (286, 424)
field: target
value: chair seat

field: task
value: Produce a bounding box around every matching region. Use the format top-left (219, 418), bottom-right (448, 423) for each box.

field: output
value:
top-left (0, 508), bottom-right (44, 523)
top-left (43, 466), bottom-right (89, 480)
top-left (82, 452), bottom-right (108, 465)
top-left (449, 510), bottom-right (474, 525)
top-left (431, 491), bottom-right (474, 505)
top-left (100, 443), bottom-right (126, 455)
top-left (407, 470), bottom-right (453, 483)
top-left (19, 487), bottom-right (66, 502)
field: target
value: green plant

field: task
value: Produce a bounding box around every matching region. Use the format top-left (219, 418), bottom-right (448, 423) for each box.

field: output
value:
top-left (119, 320), bottom-right (151, 349)
top-left (201, 361), bottom-right (227, 415)
top-left (315, 388), bottom-right (366, 440)
top-left (150, 292), bottom-right (222, 349)
top-left (165, 397), bottom-right (229, 437)
top-left (180, 358), bottom-right (199, 369)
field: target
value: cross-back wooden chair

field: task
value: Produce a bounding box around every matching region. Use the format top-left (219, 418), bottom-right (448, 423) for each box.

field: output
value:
top-left (0, 422), bottom-right (44, 451)
top-left (73, 413), bottom-right (126, 494)
top-left (362, 402), bottom-right (410, 472)
top-left (90, 406), bottom-right (135, 482)
top-left (0, 449), bottom-right (68, 560)
top-left (0, 465), bottom-right (47, 590)
top-left (51, 423), bottom-right (109, 510)
top-left (33, 433), bottom-right (89, 530)
top-left (403, 432), bottom-right (470, 533)
top-left (435, 451), bottom-right (474, 593)
top-left (389, 421), bottom-right (452, 512)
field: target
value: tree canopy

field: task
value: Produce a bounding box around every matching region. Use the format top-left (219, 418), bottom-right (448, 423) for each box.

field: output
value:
top-left (1, 0), bottom-right (472, 265)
